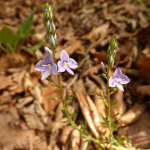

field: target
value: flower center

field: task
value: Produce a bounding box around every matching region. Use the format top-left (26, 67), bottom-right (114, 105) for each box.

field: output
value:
top-left (114, 77), bottom-right (118, 81)
top-left (63, 62), bottom-right (67, 66)
top-left (47, 64), bottom-right (52, 69)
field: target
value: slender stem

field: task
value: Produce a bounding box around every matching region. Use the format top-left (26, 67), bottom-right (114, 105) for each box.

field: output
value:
top-left (0, 44), bottom-right (8, 53)
top-left (137, 0), bottom-right (150, 18)
top-left (107, 66), bottom-right (113, 140)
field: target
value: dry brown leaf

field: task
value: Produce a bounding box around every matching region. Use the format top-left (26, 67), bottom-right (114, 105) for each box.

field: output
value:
top-left (117, 103), bottom-right (147, 127)
top-left (0, 91), bottom-right (12, 104)
top-left (80, 136), bottom-right (88, 150)
top-left (9, 84), bottom-right (24, 95)
top-left (0, 104), bottom-right (9, 112)
top-left (42, 76), bottom-right (61, 113)
top-left (80, 64), bottom-right (101, 78)
top-left (55, 40), bottom-right (85, 59)
top-left (136, 85), bottom-right (150, 96)
top-left (94, 87), bottom-right (106, 120)
top-left (17, 96), bottom-right (34, 109)
top-left (136, 54), bottom-right (150, 84)
top-left (76, 91), bottom-right (99, 138)
top-left (55, 103), bottom-right (64, 121)
top-left (0, 53), bottom-right (30, 70)
top-left (23, 72), bottom-right (33, 93)
top-left (60, 125), bottom-right (74, 144)
top-left (86, 95), bottom-right (100, 130)
top-left (0, 110), bottom-right (47, 150)
top-left (0, 75), bottom-right (14, 90)
top-left (90, 48), bottom-right (107, 63)
top-left (87, 22), bottom-right (109, 39)
top-left (30, 84), bottom-right (42, 104)
top-left (21, 104), bottom-right (45, 131)
top-left (118, 112), bottom-right (150, 149)
top-left (70, 127), bottom-right (80, 150)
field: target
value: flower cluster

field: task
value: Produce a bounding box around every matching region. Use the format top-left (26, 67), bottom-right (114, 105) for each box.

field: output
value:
top-left (43, 3), bottom-right (57, 47)
top-left (34, 48), bottom-right (78, 80)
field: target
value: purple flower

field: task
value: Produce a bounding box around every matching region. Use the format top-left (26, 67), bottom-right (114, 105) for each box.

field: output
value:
top-left (109, 68), bottom-right (130, 91)
top-left (34, 53), bottom-right (59, 80)
top-left (58, 50), bottom-right (78, 75)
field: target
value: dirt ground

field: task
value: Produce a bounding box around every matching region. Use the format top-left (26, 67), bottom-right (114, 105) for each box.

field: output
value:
top-left (0, 0), bottom-right (150, 149)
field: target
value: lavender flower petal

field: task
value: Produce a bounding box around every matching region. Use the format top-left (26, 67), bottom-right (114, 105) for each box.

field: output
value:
top-left (44, 53), bottom-right (54, 65)
top-left (109, 77), bottom-right (116, 87)
top-left (58, 61), bottom-right (65, 72)
top-left (114, 68), bottom-right (122, 77)
top-left (34, 60), bottom-right (46, 71)
top-left (117, 84), bottom-right (124, 91)
top-left (61, 50), bottom-right (69, 62)
top-left (51, 64), bottom-right (59, 75)
top-left (66, 67), bottom-right (74, 75)
top-left (41, 69), bottom-right (50, 80)
top-left (119, 75), bottom-right (130, 84)
top-left (67, 58), bottom-right (78, 69)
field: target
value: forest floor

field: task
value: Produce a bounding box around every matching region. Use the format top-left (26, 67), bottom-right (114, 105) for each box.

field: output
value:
top-left (0, 0), bottom-right (150, 150)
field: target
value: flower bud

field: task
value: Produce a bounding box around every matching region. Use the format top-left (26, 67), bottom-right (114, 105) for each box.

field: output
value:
top-left (47, 20), bottom-right (50, 28)
top-left (100, 62), bottom-right (106, 72)
top-left (43, 14), bottom-right (46, 24)
top-left (52, 22), bottom-right (56, 33)
top-left (51, 35), bottom-right (55, 46)
top-left (110, 55), bottom-right (114, 67)
top-left (45, 47), bottom-right (52, 54)
top-left (46, 30), bottom-right (49, 41)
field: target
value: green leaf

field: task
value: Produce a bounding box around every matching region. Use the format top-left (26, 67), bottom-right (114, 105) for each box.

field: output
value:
top-left (0, 27), bottom-right (17, 49)
top-left (86, 141), bottom-right (91, 150)
top-left (110, 86), bottom-right (118, 95)
top-left (73, 109), bottom-right (78, 121)
top-left (17, 11), bottom-right (34, 38)
top-left (110, 105), bottom-right (118, 108)
top-left (26, 41), bottom-right (46, 51)
top-left (61, 120), bottom-right (69, 123)
top-left (49, 97), bottom-right (61, 103)
top-left (101, 73), bottom-right (107, 79)
top-left (113, 100), bottom-right (118, 105)
top-left (99, 121), bottom-right (108, 127)
top-left (110, 38), bottom-right (115, 46)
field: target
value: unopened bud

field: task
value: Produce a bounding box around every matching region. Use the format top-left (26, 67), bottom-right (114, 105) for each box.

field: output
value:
top-left (47, 20), bottom-right (50, 28)
top-left (51, 35), bottom-right (55, 46)
top-left (45, 47), bottom-right (52, 54)
top-left (100, 62), bottom-right (106, 72)
top-left (46, 30), bottom-right (49, 41)
top-left (52, 22), bottom-right (55, 33)
top-left (110, 55), bottom-right (114, 67)
top-left (43, 14), bottom-right (46, 24)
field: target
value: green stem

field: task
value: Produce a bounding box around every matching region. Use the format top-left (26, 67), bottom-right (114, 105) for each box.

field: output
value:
top-left (107, 67), bottom-right (114, 140)
top-left (57, 67), bottom-right (132, 150)
top-left (137, 0), bottom-right (150, 18)
top-left (0, 44), bottom-right (8, 53)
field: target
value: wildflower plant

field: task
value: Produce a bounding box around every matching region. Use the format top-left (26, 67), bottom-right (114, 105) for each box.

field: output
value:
top-left (34, 3), bottom-right (137, 150)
